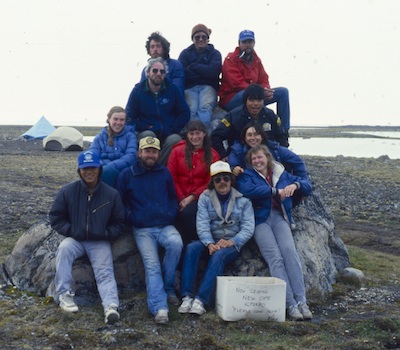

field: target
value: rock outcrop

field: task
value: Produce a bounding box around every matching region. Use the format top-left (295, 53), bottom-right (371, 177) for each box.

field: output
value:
top-left (1, 188), bottom-right (349, 300)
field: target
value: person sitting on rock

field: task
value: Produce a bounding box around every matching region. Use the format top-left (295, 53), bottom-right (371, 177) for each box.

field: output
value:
top-left (211, 83), bottom-right (287, 160)
top-left (49, 150), bottom-right (125, 325)
top-left (90, 106), bottom-right (137, 187)
top-left (116, 136), bottom-right (183, 324)
top-left (178, 161), bottom-right (254, 316)
top-left (236, 145), bottom-right (313, 321)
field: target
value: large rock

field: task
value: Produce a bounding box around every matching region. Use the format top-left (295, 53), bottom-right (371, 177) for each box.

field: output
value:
top-left (1, 189), bottom-right (349, 300)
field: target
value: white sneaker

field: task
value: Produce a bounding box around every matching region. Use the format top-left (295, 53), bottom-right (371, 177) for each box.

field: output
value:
top-left (298, 302), bottom-right (313, 320)
top-left (178, 296), bottom-right (193, 314)
top-left (155, 309), bottom-right (169, 324)
top-left (189, 298), bottom-right (206, 316)
top-left (287, 304), bottom-right (303, 321)
top-left (104, 303), bottom-right (120, 324)
top-left (59, 291), bottom-right (78, 313)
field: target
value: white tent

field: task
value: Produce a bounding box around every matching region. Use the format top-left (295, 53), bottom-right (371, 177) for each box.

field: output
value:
top-left (43, 126), bottom-right (84, 151)
top-left (20, 116), bottom-right (56, 140)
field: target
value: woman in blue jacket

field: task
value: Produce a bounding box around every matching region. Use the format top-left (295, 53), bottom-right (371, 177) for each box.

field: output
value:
top-left (228, 122), bottom-right (309, 206)
top-left (90, 106), bottom-right (137, 187)
top-left (237, 144), bottom-right (313, 321)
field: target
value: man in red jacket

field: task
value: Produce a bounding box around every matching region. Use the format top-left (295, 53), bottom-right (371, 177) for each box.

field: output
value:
top-left (218, 30), bottom-right (290, 136)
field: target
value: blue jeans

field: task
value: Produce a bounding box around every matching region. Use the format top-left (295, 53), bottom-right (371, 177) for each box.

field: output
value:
top-left (254, 209), bottom-right (306, 308)
top-left (55, 237), bottom-right (119, 309)
top-left (133, 225), bottom-right (183, 315)
top-left (181, 240), bottom-right (240, 306)
top-left (184, 85), bottom-right (217, 128)
top-left (224, 87), bottom-right (290, 131)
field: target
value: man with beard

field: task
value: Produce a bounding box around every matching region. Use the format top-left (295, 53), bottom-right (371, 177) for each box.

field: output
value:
top-left (49, 150), bottom-right (125, 324)
top-left (139, 31), bottom-right (185, 95)
top-left (218, 30), bottom-right (290, 143)
top-left (116, 136), bottom-right (183, 324)
top-left (125, 57), bottom-right (190, 165)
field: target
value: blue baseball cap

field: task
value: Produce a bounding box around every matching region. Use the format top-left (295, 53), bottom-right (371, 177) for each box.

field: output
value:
top-left (239, 30), bottom-right (255, 42)
top-left (78, 150), bottom-right (101, 169)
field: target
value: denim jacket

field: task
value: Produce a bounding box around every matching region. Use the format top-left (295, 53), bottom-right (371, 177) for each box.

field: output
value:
top-left (196, 188), bottom-right (254, 251)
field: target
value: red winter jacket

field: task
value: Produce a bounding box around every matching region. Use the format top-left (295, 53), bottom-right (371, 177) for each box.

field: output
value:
top-left (167, 140), bottom-right (220, 202)
top-left (218, 47), bottom-right (270, 109)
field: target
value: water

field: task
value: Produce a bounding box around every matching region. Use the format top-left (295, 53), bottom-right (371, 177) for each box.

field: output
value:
top-left (290, 137), bottom-right (400, 159)
top-left (83, 135), bottom-right (400, 159)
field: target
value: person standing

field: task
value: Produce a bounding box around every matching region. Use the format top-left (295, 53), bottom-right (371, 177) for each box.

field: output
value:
top-left (178, 24), bottom-right (222, 129)
top-left (116, 136), bottom-right (183, 324)
top-left (140, 31), bottom-right (185, 95)
top-left (49, 150), bottom-right (125, 325)
top-left (236, 145), bottom-right (313, 321)
top-left (178, 161), bottom-right (254, 316)
top-left (167, 120), bottom-right (220, 244)
top-left (219, 29), bottom-right (290, 140)
top-left (90, 106), bottom-right (137, 187)
top-left (126, 57), bottom-right (190, 165)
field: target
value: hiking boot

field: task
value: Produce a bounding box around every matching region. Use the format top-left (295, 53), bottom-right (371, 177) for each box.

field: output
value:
top-left (167, 294), bottom-right (180, 306)
top-left (59, 291), bottom-right (78, 313)
top-left (178, 296), bottom-right (193, 314)
top-left (298, 302), bottom-right (313, 320)
top-left (287, 304), bottom-right (303, 321)
top-left (104, 303), bottom-right (120, 325)
top-left (189, 298), bottom-right (206, 316)
top-left (155, 309), bottom-right (169, 324)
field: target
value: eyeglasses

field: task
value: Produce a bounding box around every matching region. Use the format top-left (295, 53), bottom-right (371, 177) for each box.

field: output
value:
top-left (151, 68), bottom-right (166, 74)
top-left (194, 35), bottom-right (208, 41)
top-left (213, 175), bottom-right (231, 184)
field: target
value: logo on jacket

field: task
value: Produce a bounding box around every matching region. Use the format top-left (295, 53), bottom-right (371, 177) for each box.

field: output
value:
top-left (221, 118), bottom-right (231, 127)
top-left (262, 123), bottom-right (272, 132)
top-left (160, 98), bottom-right (170, 105)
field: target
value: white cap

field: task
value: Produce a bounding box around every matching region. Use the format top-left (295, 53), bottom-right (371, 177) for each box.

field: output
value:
top-left (210, 161), bottom-right (232, 176)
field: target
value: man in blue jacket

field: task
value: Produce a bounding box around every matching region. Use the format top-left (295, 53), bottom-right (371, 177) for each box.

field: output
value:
top-left (116, 136), bottom-right (183, 324)
top-left (126, 57), bottom-right (190, 165)
top-left (49, 150), bottom-right (125, 325)
top-left (140, 31), bottom-right (185, 95)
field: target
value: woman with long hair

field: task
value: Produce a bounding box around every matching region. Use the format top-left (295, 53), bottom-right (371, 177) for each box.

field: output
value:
top-left (167, 120), bottom-right (219, 244)
top-left (90, 106), bottom-right (137, 187)
top-left (237, 144), bottom-right (313, 321)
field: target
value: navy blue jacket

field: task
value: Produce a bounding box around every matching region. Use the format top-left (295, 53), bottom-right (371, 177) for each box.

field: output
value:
top-left (237, 162), bottom-right (312, 227)
top-left (211, 105), bottom-right (286, 158)
top-left (125, 78), bottom-right (190, 141)
top-left (116, 160), bottom-right (179, 228)
top-left (49, 179), bottom-right (125, 241)
top-left (178, 43), bottom-right (222, 91)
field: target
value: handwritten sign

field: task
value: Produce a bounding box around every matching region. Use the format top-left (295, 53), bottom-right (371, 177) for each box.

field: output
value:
top-left (216, 277), bottom-right (286, 322)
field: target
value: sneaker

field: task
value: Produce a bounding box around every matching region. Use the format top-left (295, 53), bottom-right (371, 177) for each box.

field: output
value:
top-left (287, 304), bottom-right (303, 321)
top-left (104, 303), bottom-right (120, 325)
top-left (155, 309), bottom-right (169, 324)
top-left (298, 302), bottom-right (313, 320)
top-left (189, 298), bottom-right (206, 316)
top-left (178, 296), bottom-right (193, 314)
top-left (59, 291), bottom-right (78, 313)
top-left (167, 294), bottom-right (180, 306)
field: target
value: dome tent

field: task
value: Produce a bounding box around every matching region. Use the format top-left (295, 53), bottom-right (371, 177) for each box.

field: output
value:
top-left (20, 116), bottom-right (56, 140)
top-left (43, 126), bottom-right (84, 151)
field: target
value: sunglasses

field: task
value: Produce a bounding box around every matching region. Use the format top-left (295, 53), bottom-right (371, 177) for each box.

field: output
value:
top-left (213, 175), bottom-right (231, 184)
top-left (151, 68), bottom-right (166, 74)
top-left (194, 35), bottom-right (208, 41)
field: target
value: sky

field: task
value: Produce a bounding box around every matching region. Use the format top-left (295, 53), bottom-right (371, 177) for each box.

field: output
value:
top-left (1, 0), bottom-right (399, 127)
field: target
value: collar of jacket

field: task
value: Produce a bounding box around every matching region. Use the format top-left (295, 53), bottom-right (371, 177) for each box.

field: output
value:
top-left (79, 178), bottom-right (101, 194)
top-left (130, 159), bottom-right (163, 176)
top-left (204, 187), bottom-right (243, 223)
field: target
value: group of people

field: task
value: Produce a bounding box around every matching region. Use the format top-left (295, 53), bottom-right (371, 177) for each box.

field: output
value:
top-left (48, 25), bottom-right (313, 325)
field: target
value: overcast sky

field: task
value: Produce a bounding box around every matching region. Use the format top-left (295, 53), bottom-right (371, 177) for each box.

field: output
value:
top-left (1, 0), bottom-right (399, 127)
